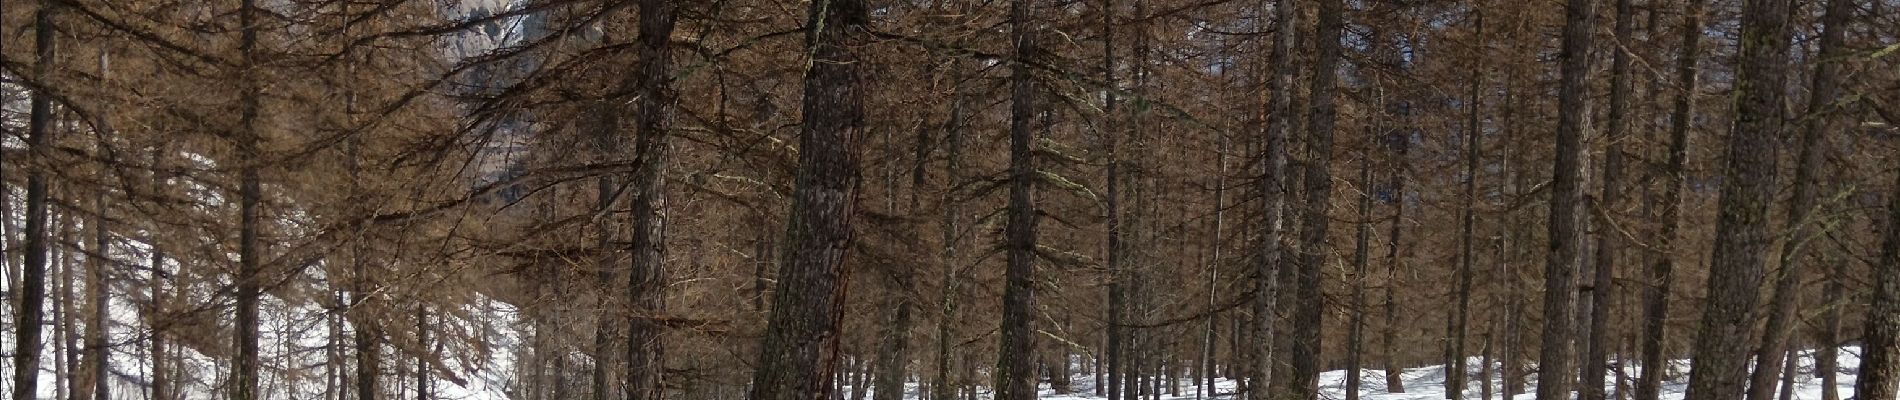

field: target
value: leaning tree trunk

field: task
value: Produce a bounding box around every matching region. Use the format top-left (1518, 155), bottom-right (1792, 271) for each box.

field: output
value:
top-left (1747, 1), bottom-right (1852, 399)
top-left (746, 0), bottom-right (869, 398)
top-left (993, 0), bottom-right (1042, 398)
top-left (1636, 1), bottom-right (1701, 399)
top-left (624, 1), bottom-right (677, 398)
top-left (12, 2), bottom-right (57, 399)
top-left (1583, 0), bottom-right (1634, 398)
top-left (1681, 0), bottom-right (1794, 395)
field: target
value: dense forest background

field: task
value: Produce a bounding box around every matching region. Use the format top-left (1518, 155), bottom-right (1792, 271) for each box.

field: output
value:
top-left (1, 0), bottom-right (1899, 399)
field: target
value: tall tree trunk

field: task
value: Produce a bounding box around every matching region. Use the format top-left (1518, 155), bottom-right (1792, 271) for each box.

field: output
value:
top-left (150, 145), bottom-right (171, 400)
top-left (1346, 126), bottom-right (1374, 400)
top-left (1381, 132), bottom-right (1409, 395)
top-left (1284, 0), bottom-right (1342, 397)
top-left (1747, 1), bottom-right (1851, 399)
top-left (1583, 0), bottom-right (1634, 397)
top-left (1103, 0), bottom-right (1125, 396)
top-left (624, 1), bottom-right (677, 398)
top-left (233, 0), bottom-right (266, 397)
top-left (1635, 1), bottom-right (1701, 399)
top-left (993, 0), bottom-right (1042, 398)
top-left (12, 2), bottom-right (57, 398)
top-left (1536, 0), bottom-right (1596, 397)
top-left (746, 0), bottom-right (868, 397)
top-left (1449, 11), bottom-right (1485, 398)
top-left (1202, 115), bottom-right (1230, 400)
top-left (1857, 164), bottom-right (1900, 400)
top-left (934, 58), bottom-right (968, 400)
top-left (1253, 0), bottom-right (1298, 395)
top-left (1681, 0), bottom-right (1794, 395)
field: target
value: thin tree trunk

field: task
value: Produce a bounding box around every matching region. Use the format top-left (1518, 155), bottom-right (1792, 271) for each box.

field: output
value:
top-left (1253, 0), bottom-right (1298, 394)
top-left (12, 2), bottom-right (58, 398)
top-left (934, 58), bottom-right (968, 400)
top-left (1682, 0), bottom-right (1794, 396)
top-left (233, 0), bottom-right (266, 397)
top-left (1635, 2), bottom-right (1701, 399)
top-left (81, 183), bottom-right (109, 400)
top-left (1346, 126), bottom-right (1374, 400)
top-left (746, 0), bottom-right (868, 397)
top-left (1381, 133), bottom-right (1409, 395)
top-left (1536, 0), bottom-right (1596, 396)
top-left (1818, 239), bottom-right (1845, 400)
top-left (1583, 0), bottom-right (1634, 397)
top-left (1449, 11), bottom-right (1485, 398)
top-left (1747, 1), bottom-right (1851, 399)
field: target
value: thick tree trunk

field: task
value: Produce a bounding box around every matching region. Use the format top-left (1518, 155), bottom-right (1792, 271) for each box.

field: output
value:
top-left (1857, 164), bottom-right (1900, 400)
top-left (12, 3), bottom-right (57, 399)
top-left (1635, 2), bottom-right (1700, 399)
top-left (1583, 0), bottom-right (1633, 398)
top-left (624, 2), bottom-right (676, 398)
top-left (1681, 0), bottom-right (1793, 395)
top-left (746, 0), bottom-right (868, 397)
top-left (1535, 0), bottom-right (1595, 397)
top-left (1283, 0), bottom-right (1342, 396)
top-left (993, 0), bottom-right (1042, 398)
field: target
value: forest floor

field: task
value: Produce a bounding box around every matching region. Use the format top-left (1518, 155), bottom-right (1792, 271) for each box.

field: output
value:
top-left (871, 347), bottom-right (1866, 400)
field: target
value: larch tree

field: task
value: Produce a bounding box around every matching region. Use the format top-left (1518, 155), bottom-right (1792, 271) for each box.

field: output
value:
top-left (1681, 0), bottom-right (1795, 396)
top-left (746, 0), bottom-right (870, 398)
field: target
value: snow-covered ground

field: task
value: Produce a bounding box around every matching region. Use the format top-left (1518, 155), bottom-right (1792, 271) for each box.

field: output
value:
top-left (856, 347), bottom-right (1864, 400)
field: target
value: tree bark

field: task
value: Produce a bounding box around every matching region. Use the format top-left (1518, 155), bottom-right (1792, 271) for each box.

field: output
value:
top-left (1635, 1), bottom-right (1700, 399)
top-left (993, 0), bottom-right (1042, 398)
top-left (12, 2), bottom-right (57, 398)
top-left (1746, 1), bottom-right (1851, 399)
top-left (1284, 0), bottom-right (1342, 396)
top-left (1253, 0), bottom-right (1297, 395)
top-left (624, 2), bottom-right (677, 398)
top-left (746, 0), bottom-right (868, 397)
top-left (1535, 0), bottom-right (1595, 397)
top-left (1681, 0), bottom-right (1794, 395)
top-left (233, 0), bottom-right (266, 397)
